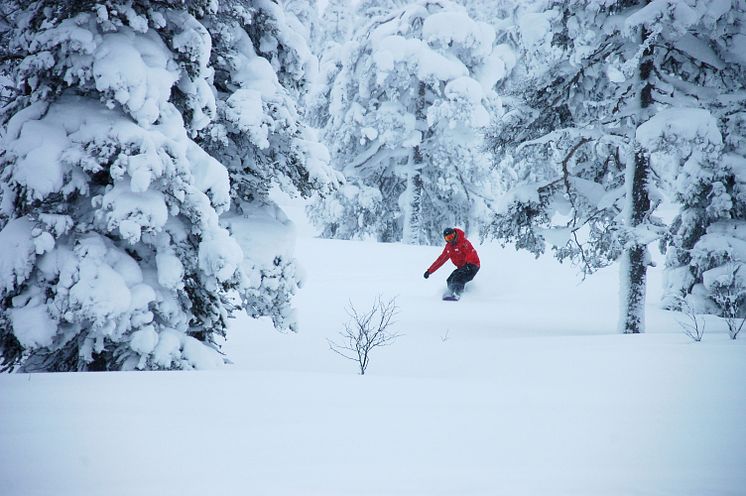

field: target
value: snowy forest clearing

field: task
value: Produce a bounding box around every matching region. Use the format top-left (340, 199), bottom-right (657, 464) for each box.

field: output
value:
top-left (1, 0), bottom-right (745, 494)
top-left (2, 235), bottom-right (745, 496)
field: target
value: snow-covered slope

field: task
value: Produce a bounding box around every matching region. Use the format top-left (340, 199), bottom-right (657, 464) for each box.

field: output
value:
top-left (2, 233), bottom-right (745, 496)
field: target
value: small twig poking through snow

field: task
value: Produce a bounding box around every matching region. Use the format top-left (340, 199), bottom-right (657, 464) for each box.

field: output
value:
top-left (328, 296), bottom-right (401, 375)
top-left (675, 297), bottom-right (705, 342)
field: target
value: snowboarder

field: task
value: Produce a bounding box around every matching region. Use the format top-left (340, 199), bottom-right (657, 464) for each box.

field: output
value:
top-left (423, 227), bottom-right (480, 300)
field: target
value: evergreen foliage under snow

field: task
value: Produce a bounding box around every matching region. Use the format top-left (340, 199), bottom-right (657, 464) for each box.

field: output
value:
top-left (482, 0), bottom-right (746, 332)
top-left (0, 0), bottom-right (744, 374)
top-left (309, 0), bottom-right (515, 244)
top-left (0, 0), bottom-right (337, 371)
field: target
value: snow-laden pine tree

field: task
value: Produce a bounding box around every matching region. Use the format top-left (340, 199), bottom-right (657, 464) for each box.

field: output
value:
top-left (483, 0), bottom-right (740, 333)
top-left (305, 0), bottom-right (359, 130)
top-left (310, 0), bottom-right (515, 244)
top-left (198, 0), bottom-right (339, 332)
top-left (0, 0), bottom-right (242, 371)
top-left (317, 0), bottom-right (355, 53)
top-left (459, 0), bottom-right (516, 25)
top-left (282, 0), bottom-right (323, 58)
top-left (0, 2), bottom-right (19, 115)
top-left (656, 2), bottom-right (746, 322)
top-left (0, 0), bottom-right (337, 372)
top-left (356, 0), bottom-right (408, 20)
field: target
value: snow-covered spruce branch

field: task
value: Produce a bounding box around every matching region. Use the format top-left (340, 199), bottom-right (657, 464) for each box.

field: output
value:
top-left (523, 39), bottom-right (623, 119)
top-left (514, 127), bottom-right (617, 154)
top-left (328, 296), bottom-right (401, 375)
top-left (0, 0), bottom-right (340, 371)
top-left (710, 267), bottom-right (746, 340)
top-left (0, 52), bottom-right (22, 63)
top-left (313, 0), bottom-right (507, 243)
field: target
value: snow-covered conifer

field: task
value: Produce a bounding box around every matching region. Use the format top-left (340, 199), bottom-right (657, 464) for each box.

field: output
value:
top-left (197, 0), bottom-right (339, 332)
top-left (483, 0), bottom-right (741, 333)
top-left (304, 0), bottom-right (356, 130)
top-left (310, 0), bottom-right (514, 244)
top-left (459, 0), bottom-right (515, 24)
top-left (486, 1), bottom-right (641, 288)
top-left (0, 2), bottom-right (19, 115)
top-left (356, 0), bottom-right (408, 21)
top-left (318, 0), bottom-right (356, 52)
top-left (657, 2), bottom-right (746, 321)
top-left (0, 1), bottom-right (243, 371)
top-left (282, 0), bottom-right (323, 58)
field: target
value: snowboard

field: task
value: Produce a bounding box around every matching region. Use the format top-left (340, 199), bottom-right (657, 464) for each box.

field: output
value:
top-left (442, 292), bottom-right (461, 301)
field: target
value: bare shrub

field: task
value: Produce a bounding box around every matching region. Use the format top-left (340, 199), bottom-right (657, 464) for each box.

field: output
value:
top-left (675, 297), bottom-right (706, 342)
top-left (328, 296), bottom-right (401, 375)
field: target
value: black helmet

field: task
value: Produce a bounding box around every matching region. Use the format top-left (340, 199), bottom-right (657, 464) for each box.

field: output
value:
top-left (443, 227), bottom-right (457, 242)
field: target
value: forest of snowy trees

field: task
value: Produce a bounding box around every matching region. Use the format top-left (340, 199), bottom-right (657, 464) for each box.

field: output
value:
top-left (0, 0), bottom-right (744, 371)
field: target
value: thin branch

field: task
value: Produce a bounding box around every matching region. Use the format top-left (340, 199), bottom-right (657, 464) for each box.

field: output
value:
top-left (560, 137), bottom-right (592, 224)
top-left (0, 53), bottom-right (22, 63)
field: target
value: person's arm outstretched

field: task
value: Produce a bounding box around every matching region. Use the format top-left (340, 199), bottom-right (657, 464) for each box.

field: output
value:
top-left (424, 246), bottom-right (449, 278)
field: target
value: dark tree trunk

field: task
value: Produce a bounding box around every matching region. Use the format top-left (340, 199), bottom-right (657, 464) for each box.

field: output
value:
top-left (619, 21), bottom-right (653, 334)
top-left (620, 150), bottom-right (652, 334)
top-left (404, 82), bottom-right (427, 244)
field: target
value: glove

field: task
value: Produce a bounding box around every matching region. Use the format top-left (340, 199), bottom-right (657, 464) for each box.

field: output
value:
top-left (423, 271), bottom-right (430, 279)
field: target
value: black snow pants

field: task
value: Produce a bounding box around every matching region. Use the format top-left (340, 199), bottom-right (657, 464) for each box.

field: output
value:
top-left (447, 263), bottom-right (479, 294)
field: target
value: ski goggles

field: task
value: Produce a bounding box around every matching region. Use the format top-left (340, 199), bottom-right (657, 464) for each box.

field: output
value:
top-left (444, 232), bottom-right (456, 242)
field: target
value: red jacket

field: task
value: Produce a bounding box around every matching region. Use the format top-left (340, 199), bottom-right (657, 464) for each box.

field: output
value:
top-left (427, 228), bottom-right (480, 273)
